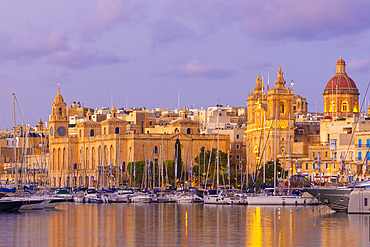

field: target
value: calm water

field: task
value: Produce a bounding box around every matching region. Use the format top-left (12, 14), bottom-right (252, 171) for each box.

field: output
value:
top-left (0, 203), bottom-right (369, 246)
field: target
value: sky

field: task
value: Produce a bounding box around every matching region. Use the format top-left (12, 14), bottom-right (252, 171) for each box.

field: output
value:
top-left (0, 0), bottom-right (370, 129)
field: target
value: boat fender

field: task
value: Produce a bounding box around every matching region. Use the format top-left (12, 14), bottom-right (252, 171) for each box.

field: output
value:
top-left (304, 199), bottom-right (306, 205)
top-left (295, 201), bottom-right (298, 206)
top-left (282, 201), bottom-right (286, 206)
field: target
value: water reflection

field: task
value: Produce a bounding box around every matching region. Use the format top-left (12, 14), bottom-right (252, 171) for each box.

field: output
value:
top-left (0, 204), bottom-right (369, 246)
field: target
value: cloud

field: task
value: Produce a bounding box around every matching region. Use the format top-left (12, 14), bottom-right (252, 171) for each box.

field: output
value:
top-left (156, 60), bottom-right (235, 79)
top-left (151, 19), bottom-right (196, 48)
top-left (48, 45), bottom-right (127, 69)
top-left (83, 0), bottom-right (147, 38)
top-left (158, 0), bottom-right (370, 43)
top-left (348, 59), bottom-right (370, 73)
top-left (0, 32), bottom-right (67, 61)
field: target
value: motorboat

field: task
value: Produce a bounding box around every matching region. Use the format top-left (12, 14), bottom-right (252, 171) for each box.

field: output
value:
top-left (306, 180), bottom-right (370, 212)
top-left (203, 190), bottom-right (229, 205)
top-left (348, 188), bottom-right (370, 213)
top-left (130, 192), bottom-right (152, 203)
top-left (0, 198), bottom-right (23, 212)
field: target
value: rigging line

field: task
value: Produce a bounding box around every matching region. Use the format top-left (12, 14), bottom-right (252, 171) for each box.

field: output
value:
top-left (14, 95), bottom-right (26, 126)
top-left (344, 81), bottom-right (370, 161)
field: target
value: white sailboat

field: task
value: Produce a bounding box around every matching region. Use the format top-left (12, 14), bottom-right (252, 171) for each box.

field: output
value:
top-left (247, 107), bottom-right (310, 205)
top-left (204, 101), bottom-right (229, 205)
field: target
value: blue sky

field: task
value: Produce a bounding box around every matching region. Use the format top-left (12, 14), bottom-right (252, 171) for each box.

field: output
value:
top-left (0, 0), bottom-right (369, 129)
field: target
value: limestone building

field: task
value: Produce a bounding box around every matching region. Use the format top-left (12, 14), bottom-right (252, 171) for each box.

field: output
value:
top-left (48, 90), bottom-right (230, 188)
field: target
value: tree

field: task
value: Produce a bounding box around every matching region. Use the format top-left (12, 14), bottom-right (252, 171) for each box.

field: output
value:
top-left (194, 147), bottom-right (232, 187)
top-left (254, 160), bottom-right (288, 189)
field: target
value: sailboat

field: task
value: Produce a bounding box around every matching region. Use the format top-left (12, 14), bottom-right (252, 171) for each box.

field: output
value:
top-left (248, 107), bottom-right (314, 205)
top-left (204, 101), bottom-right (229, 205)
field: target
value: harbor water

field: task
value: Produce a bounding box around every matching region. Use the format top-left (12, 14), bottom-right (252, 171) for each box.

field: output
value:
top-left (1, 203), bottom-right (369, 246)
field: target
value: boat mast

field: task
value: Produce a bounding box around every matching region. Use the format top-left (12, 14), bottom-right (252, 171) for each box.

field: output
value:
top-left (216, 100), bottom-right (220, 194)
top-left (12, 93), bottom-right (18, 192)
top-left (263, 111), bottom-right (266, 185)
top-left (274, 107), bottom-right (277, 196)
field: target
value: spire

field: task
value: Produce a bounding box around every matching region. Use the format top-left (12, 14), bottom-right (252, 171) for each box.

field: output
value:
top-left (111, 104), bottom-right (117, 118)
top-left (182, 106), bottom-right (188, 119)
top-left (274, 66), bottom-right (286, 89)
top-left (86, 108), bottom-right (93, 120)
top-left (53, 87), bottom-right (64, 104)
top-left (253, 74), bottom-right (263, 93)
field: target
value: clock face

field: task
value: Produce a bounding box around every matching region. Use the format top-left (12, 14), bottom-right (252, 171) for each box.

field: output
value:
top-left (50, 127), bottom-right (53, 136)
top-left (57, 126), bottom-right (66, 137)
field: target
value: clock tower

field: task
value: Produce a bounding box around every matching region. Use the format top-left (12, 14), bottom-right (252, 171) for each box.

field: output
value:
top-left (49, 88), bottom-right (69, 138)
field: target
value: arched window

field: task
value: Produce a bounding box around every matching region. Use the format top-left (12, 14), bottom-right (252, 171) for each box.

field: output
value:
top-left (90, 129), bottom-right (95, 137)
top-left (115, 127), bottom-right (119, 134)
top-left (174, 128), bottom-right (179, 134)
top-left (187, 128), bottom-right (191, 134)
top-left (341, 101), bottom-right (349, 112)
top-left (329, 101), bottom-right (336, 112)
top-left (154, 146), bottom-right (158, 154)
top-left (280, 100), bottom-right (286, 114)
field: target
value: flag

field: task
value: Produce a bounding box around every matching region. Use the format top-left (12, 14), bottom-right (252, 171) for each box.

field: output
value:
top-left (365, 153), bottom-right (368, 176)
top-left (148, 159), bottom-right (151, 178)
top-left (267, 73), bottom-right (270, 91)
top-left (109, 161), bottom-right (113, 177)
top-left (295, 156), bottom-right (298, 171)
top-left (227, 153), bottom-right (230, 179)
top-left (189, 160), bottom-right (193, 180)
top-left (340, 152), bottom-right (345, 172)
top-left (317, 152), bottom-right (321, 173)
top-left (262, 75), bottom-right (264, 91)
top-left (133, 161), bottom-right (136, 178)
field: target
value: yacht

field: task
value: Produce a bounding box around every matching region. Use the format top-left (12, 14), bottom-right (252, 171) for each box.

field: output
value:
top-left (305, 180), bottom-right (370, 212)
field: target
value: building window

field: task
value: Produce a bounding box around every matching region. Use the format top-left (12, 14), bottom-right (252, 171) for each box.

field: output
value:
top-left (359, 139), bottom-right (362, 148)
top-left (236, 154), bottom-right (240, 160)
top-left (367, 151), bottom-right (370, 161)
top-left (329, 101), bottom-right (336, 112)
top-left (236, 144), bottom-right (240, 150)
top-left (325, 152), bottom-right (328, 157)
top-left (325, 163), bottom-right (328, 169)
top-left (154, 146), bottom-right (158, 154)
top-left (358, 151), bottom-right (362, 161)
top-left (334, 152), bottom-right (337, 161)
top-left (367, 139), bottom-right (370, 148)
top-left (236, 134), bottom-right (239, 139)
top-left (365, 198), bottom-right (368, 207)
top-left (187, 128), bottom-right (191, 134)
top-left (313, 163), bottom-right (315, 170)
top-left (90, 129), bottom-right (94, 137)
top-left (306, 163), bottom-right (308, 170)
top-left (115, 127), bottom-right (119, 134)
top-left (313, 152), bottom-right (315, 158)
top-left (341, 101), bottom-right (349, 112)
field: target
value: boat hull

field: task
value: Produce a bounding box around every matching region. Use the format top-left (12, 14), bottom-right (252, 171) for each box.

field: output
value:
top-left (305, 188), bottom-right (351, 212)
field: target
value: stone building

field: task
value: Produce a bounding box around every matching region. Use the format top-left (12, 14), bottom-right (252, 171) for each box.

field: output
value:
top-left (48, 90), bottom-right (230, 188)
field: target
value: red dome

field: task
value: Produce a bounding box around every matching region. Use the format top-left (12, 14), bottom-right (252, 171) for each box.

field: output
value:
top-left (324, 115), bottom-right (332, 120)
top-left (324, 75), bottom-right (357, 90)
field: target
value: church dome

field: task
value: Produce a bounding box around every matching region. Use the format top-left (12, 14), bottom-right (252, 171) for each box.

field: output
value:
top-left (323, 57), bottom-right (359, 95)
